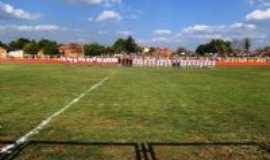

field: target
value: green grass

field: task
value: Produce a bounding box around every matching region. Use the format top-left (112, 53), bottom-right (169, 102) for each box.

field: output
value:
top-left (0, 64), bottom-right (270, 159)
top-left (0, 64), bottom-right (113, 141)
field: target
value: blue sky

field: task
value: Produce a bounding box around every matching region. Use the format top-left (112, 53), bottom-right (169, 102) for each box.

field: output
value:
top-left (0, 0), bottom-right (270, 49)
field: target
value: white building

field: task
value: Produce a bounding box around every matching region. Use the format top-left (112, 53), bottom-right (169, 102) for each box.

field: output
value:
top-left (0, 47), bottom-right (7, 58)
top-left (8, 50), bottom-right (24, 58)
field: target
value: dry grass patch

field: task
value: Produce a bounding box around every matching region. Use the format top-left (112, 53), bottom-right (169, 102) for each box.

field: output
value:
top-left (15, 144), bottom-right (136, 160)
top-left (155, 146), bottom-right (270, 160)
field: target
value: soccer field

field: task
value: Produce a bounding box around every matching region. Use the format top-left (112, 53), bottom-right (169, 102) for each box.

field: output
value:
top-left (0, 64), bottom-right (270, 159)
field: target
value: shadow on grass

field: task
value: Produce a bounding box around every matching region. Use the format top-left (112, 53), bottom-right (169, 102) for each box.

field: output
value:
top-left (0, 140), bottom-right (269, 160)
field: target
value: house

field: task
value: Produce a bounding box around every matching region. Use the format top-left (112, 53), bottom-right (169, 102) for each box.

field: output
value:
top-left (8, 50), bottom-right (24, 58)
top-left (37, 49), bottom-right (45, 58)
top-left (0, 47), bottom-right (7, 58)
top-left (152, 48), bottom-right (173, 58)
top-left (143, 47), bottom-right (150, 53)
top-left (58, 43), bottom-right (83, 58)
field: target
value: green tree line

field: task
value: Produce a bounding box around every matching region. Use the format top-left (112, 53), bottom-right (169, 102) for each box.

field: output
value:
top-left (195, 38), bottom-right (255, 57)
top-left (0, 36), bottom-right (140, 56)
top-left (1, 36), bottom-right (268, 57)
top-left (0, 38), bottom-right (60, 56)
top-left (84, 36), bottom-right (140, 56)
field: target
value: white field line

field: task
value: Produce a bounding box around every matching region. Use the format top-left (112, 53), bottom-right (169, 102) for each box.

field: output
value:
top-left (0, 77), bottom-right (109, 154)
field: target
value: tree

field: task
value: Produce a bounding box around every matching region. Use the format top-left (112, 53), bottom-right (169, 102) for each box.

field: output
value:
top-left (23, 41), bottom-right (39, 55)
top-left (112, 36), bottom-right (139, 53)
top-left (263, 46), bottom-right (270, 56)
top-left (175, 47), bottom-right (190, 56)
top-left (38, 39), bottom-right (60, 56)
top-left (149, 47), bottom-right (156, 54)
top-left (257, 46), bottom-right (270, 57)
top-left (84, 43), bottom-right (106, 56)
top-left (244, 38), bottom-right (251, 52)
top-left (113, 38), bottom-right (127, 53)
top-left (0, 41), bottom-right (9, 50)
top-left (126, 36), bottom-right (139, 53)
top-left (104, 47), bottom-right (115, 55)
top-left (196, 39), bottom-right (232, 56)
top-left (9, 38), bottom-right (31, 50)
top-left (196, 44), bottom-right (209, 56)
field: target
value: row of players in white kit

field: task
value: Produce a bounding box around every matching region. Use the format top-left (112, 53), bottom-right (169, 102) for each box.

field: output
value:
top-left (133, 58), bottom-right (216, 68)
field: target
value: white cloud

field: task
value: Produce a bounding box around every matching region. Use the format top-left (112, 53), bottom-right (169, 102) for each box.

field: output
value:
top-left (124, 8), bottom-right (142, 20)
top-left (66, 0), bottom-right (121, 6)
top-left (183, 25), bottom-right (225, 34)
top-left (246, 8), bottom-right (270, 20)
top-left (138, 36), bottom-right (181, 48)
top-left (190, 34), bottom-right (230, 40)
top-left (153, 29), bottom-right (172, 35)
top-left (249, 0), bottom-right (270, 6)
top-left (181, 22), bottom-right (262, 41)
top-left (0, 25), bottom-right (67, 32)
top-left (144, 23), bottom-right (258, 47)
top-left (117, 31), bottom-right (133, 36)
top-left (125, 14), bottom-right (138, 20)
top-left (98, 30), bottom-right (108, 35)
top-left (183, 25), bottom-right (209, 33)
top-left (79, 0), bottom-right (105, 5)
top-left (0, 1), bottom-right (40, 20)
top-left (152, 37), bottom-right (169, 42)
top-left (95, 10), bottom-right (122, 22)
top-left (88, 17), bottom-right (94, 22)
top-left (229, 23), bottom-right (256, 30)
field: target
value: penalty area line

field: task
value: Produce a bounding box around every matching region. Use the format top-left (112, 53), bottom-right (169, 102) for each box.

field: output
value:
top-left (0, 76), bottom-right (109, 154)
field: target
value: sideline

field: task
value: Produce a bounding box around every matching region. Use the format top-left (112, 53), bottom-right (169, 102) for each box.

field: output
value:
top-left (0, 76), bottom-right (109, 153)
